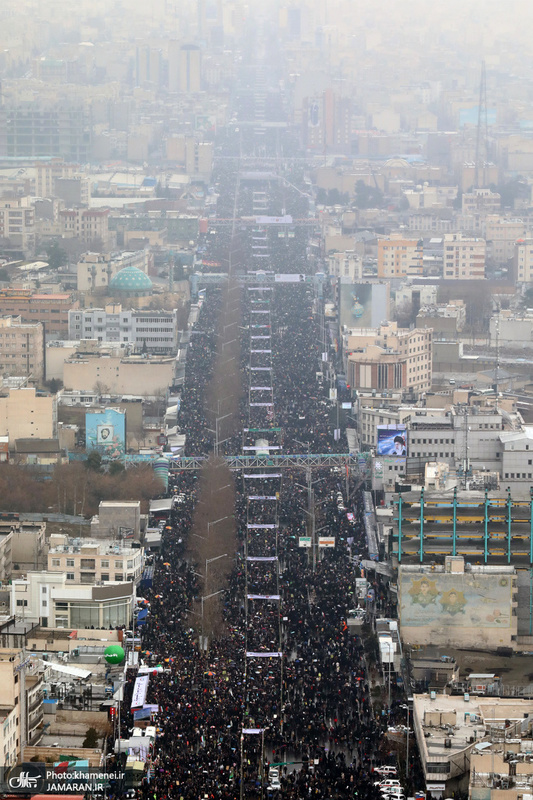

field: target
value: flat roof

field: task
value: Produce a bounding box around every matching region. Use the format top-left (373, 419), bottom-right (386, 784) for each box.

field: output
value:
top-left (414, 693), bottom-right (533, 764)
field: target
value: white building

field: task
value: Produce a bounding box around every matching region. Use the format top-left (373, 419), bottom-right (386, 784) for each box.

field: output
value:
top-left (443, 233), bottom-right (486, 280)
top-left (68, 305), bottom-right (179, 354)
top-left (11, 571), bottom-right (134, 629)
top-left (499, 427), bottom-right (533, 496)
top-left (327, 250), bottom-right (363, 281)
top-left (47, 535), bottom-right (143, 584)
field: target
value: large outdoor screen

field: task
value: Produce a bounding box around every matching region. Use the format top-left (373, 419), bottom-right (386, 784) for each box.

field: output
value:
top-left (376, 425), bottom-right (407, 456)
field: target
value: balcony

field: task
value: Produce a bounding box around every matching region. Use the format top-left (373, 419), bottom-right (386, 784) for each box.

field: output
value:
top-left (28, 692), bottom-right (43, 713)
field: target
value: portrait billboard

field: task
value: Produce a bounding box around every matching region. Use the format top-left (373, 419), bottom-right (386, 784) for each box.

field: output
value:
top-left (399, 572), bottom-right (512, 629)
top-left (376, 425), bottom-right (407, 457)
top-left (86, 408), bottom-right (126, 459)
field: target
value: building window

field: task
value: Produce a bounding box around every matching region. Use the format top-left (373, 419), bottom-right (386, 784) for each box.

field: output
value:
top-left (66, 573), bottom-right (75, 581)
top-left (51, 558), bottom-right (60, 567)
top-left (101, 559), bottom-right (109, 568)
top-left (66, 559), bottom-right (75, 567)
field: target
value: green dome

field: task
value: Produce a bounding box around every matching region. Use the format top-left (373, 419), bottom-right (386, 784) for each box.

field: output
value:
top-left (109, 266), bottom-right (152, 295)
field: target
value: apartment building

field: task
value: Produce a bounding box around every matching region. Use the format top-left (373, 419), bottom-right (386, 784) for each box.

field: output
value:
top-left (0, 317), bottom-right (44, 381)
top-left (461, 187), bottom-right (501, 215)
top-left (512, 238), bottom-right (533, 283)
top-left (327, 250), bottom-right (363, 280)
top-left (165, 135), bottom-right (214, 179)
top-left (0, 197), bottom-right (35, 257)
top-left (0, 528), bottom-right (12, 582)
top-left (34, 159), bottom-right (90, 205)
top-left (59, 208), bottom-right (111, 249)
top-left (10, 519), bottom-right (46, 573)
top-left (442, 233), bottom-right (486, 279)
top-left (377, 234), bottom-right (423, 279)
top-left (0, 640), bottom-right (44, 757)
top-left (0, 103), bottom-right (91, 162)
top-left (0, 290), bottom-right (77, 337)
top-left (345, 321), bottom-right (432, 398)
top-left (0, 388), bottom-right (57, 446)
top-left (484, 215), bottom-right (528, 264)
top-left (0, 705), bottom-right (19, 767)
top-left (68, 305), bottom-right (179, 354)
top-left (47, 535), bottom-right (143, 584)
top-left (178, 44), bottom-right (202, 93)
top-left (77, 250), bottom-right (150, 292)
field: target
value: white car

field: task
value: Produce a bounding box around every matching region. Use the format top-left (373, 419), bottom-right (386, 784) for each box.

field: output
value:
top-left (267, 778), bottom-right (281, 791)
top-left (374, 767), bottom-right (398, 776)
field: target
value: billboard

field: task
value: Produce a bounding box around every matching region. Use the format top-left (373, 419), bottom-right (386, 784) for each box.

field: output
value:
top-left (377, 425), bottom-right (407, 457)
top-left (86, 408), bottom-right (126, 459)
top-left (339, 280), bottom-right (389, 330)
top-left (399, 572), bottom-right (512, 629)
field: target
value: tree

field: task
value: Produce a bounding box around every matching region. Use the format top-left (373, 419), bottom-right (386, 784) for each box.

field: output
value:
top-left (109, 461), bottom-right (125, 475)
top-left (354, 180), bottom-right (384, 209)
top-left (44, 378), bottom-right (63, 394)
top-left (85, 451), bottom-right (103, 472)
top-left (82, 727), bottom-right (99, 748)
top-left (45, 241), bottom-right (68, 269)
top-left (93, 381), bottom-right (111, 396)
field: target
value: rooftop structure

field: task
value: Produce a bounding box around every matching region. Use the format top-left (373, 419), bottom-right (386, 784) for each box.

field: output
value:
top-left (413, 693), bottom-right (533, 792)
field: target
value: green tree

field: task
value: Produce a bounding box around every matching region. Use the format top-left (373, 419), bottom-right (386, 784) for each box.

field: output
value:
top-left (82, 727), bottom-right (99, 748)
top-left (109, 461), bottom-right (125, 475)
top-left (44, 378), bottom-right (63, 394)
top-left (85, 451), bottom-right (103, 472)
top-left (45, 241), bottom-right (68, 269)
top-left (354, 180), bottom-right (384, 209)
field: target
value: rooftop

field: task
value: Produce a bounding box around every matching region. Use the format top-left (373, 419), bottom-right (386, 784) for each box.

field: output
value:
top-left (414, 693), bottom-right (533, 767)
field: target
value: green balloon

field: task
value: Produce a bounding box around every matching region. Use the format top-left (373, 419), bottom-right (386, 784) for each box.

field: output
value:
top-left (104, 645), bottom-right (125, 665)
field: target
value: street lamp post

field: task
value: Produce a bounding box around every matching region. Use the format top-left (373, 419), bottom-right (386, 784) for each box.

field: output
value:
top-left (201, 589), bottom-right (225, 648)
top-left (205, 553), bottom-right (229, 592)
top-left (400, 698), bottom-right (413, 785)
top-left (207, 514), bottom-right (235, 536)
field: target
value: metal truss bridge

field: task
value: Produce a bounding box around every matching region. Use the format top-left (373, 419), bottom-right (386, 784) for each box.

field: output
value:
top-left (168, 452), bottom-right (362, 471)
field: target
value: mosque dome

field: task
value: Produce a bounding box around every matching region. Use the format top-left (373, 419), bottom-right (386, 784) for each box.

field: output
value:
top-left (109, 266), bottom-right (152, 296)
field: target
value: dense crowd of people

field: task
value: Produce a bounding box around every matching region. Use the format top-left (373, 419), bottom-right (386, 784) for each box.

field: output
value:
top-left (106, 271), bottom-right (420, 800)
